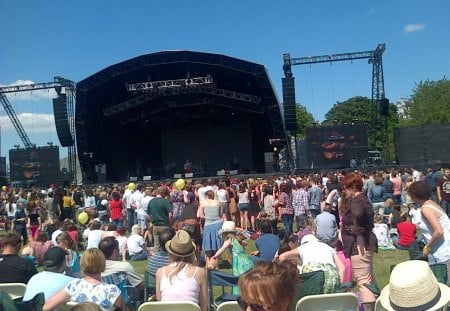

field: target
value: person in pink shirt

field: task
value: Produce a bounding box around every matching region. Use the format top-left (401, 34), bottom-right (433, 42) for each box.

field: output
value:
top-left (391, 171), bottom-right (402, 205)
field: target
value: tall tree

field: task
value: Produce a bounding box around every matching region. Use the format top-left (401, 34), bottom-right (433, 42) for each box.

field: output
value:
top-left (404, 78), bottom-right (450, 125)
top-left (295, 104), bottom-right (315, 138)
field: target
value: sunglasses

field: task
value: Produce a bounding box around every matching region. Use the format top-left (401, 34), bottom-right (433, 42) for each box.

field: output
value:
top-left (237, 296), bottom-right (268, 311)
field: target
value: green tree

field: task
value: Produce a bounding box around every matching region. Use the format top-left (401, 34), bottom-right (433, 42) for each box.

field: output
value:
top-left (404, 78), bottom-right (450, 125)
top-left (323, 96), bottom-right (398, 160)
top-left (295, 104), bottom-right (315, 138)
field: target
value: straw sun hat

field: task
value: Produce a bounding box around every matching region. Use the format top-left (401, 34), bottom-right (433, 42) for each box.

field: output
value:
top-left (379, 260), bottom-right (450, 311)
top-left (219, 221), bottom-right (240, 235)
top-left (165, 230), bottom-right (196, 258)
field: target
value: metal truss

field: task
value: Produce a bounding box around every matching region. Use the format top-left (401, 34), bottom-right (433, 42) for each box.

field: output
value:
top-left (126, 76), bottom-right (214, 92)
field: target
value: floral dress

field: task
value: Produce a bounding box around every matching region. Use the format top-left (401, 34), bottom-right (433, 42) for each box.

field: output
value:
top-left (66, 278), bottom-right (121, 311)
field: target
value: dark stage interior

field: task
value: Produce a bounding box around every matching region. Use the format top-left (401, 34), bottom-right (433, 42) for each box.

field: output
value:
top-left (76, 51), bottom-right (286, 183)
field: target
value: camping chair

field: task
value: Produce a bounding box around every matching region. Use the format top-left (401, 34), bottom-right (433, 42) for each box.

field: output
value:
top-left (15, 292), bottom-right (44, 311)
top-left (207, 269), bottom-right (239, 311)
top-left (0, 283), bottom-right (26, 301)
top-left (102, 271), bottom-right (140, 310)
top-left (138, 301), bottom-right (201, 311)
top-left (295, 292), bottom-right (359, 311)
top-left (429, 263), bottom-right (448, 285)
top-left (144, 270), bottom-right (157, 301)
top-left (297, 270), bottom-right (325, 299)
top-left (216, 301), bottom-right (241, 311)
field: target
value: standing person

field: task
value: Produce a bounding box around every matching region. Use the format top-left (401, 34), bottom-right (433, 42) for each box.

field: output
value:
top-left (307, 177), bottom-right (323, 219)
top-left (5, 194), bottom-right (17, 232)
top-left (390, 171), bottom-right (403, 205)
top-left (199, 190), bottom-right (222, 262)
top-left (61, 189), bottom-right (75, 222)
top-left (278, 182), bottom-right (294, 235)
top-left (147, 186), bottom-right (173, 253)
top-left (368, 176), bottom-right (387, 215)
top-left (341, 172), bottom-right (378, 311)
top-left (0, 232), bottom-right (37, 283)
top-left (237, 183), bottom-right (250, 230)
top-left (407, 181), bottom-right (450, 274)
top-left (437, 167), bottom-right (450, 217)
top-left (123, 182), bottom-right (136, 233)
top-left (247, 184), bottom-right (260, 232)
top-left (108, 190), bottom-right (123, 227)
top-left (14, 200), bottom-right (28, 244)
top-left (217, 181), bottom-right (230, 221)
top-left (292, 180), bottom-right (308, 232)
top-left (27, 201), bottom-right (42, 239)
top-left (211, 221), bottom-right (254, 294)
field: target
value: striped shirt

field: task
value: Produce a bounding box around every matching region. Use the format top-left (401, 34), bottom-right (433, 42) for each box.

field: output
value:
top-left (292, 189), bottom-right (308, 216)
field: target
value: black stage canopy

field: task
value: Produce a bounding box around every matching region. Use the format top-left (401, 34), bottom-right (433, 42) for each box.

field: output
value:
top-left (76, 51), bottom-right (287, 183)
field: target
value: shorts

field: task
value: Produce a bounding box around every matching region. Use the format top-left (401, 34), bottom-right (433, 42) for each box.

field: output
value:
top-left (238, 203), bottom-right (249, 211)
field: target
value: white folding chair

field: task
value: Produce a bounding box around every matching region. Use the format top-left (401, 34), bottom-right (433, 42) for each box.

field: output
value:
top-left (216, 301), bottom-right (241, 311)
top-left (0, 283), bottom-right (26, 300)
top-left (295, 292), bottom-right (359, 311)
top-left (138, 301), bottom-right (201, 311)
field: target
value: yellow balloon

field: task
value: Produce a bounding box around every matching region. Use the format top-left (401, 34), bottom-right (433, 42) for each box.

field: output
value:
top-left (1, 186), bottom-right (6, 191)
top-left (175, 178), bottom-right (186, 190)
top-left (78, 212), bottom-right (89, 225)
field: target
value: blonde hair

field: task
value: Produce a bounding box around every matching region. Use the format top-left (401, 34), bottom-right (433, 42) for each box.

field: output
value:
top-left (81, 248), bottom-right (106, 275)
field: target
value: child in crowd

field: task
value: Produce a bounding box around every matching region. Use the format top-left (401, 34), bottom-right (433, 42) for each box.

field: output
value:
top-left (211, 221), bottom-right (254, 294)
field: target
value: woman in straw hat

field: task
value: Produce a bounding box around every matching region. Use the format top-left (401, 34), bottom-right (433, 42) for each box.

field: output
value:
top-left (155, 230), bottom-right (208, 311)
top-left (211, 221), bottom-right (254, 294)
top-left (379, 260), bottom-right (450, 311)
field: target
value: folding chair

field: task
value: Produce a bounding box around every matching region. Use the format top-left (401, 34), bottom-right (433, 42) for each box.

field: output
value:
top-left (15, 292), bottom-right (44, 311)
top-left (138, 301), bottom-right (200, 311)
top-left (295, 292), bottom-right (359, 311)
top-left (102, 271), bottom-right (140, 310)
top-left (0, 283), bottom-right (27, 301)
top-left (429, 263), bottom-right (448, 285)
top-left (297, 270), bottom-right (325, 299)
top-left (216, 301), bottom-right (241, 311)
top-left (144, 270), bottom-right (156, 301)
top-left (207, 269), bottom-right (239, 311)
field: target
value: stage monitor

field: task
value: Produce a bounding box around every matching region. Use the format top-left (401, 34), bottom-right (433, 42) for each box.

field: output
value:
top-left (9, 146), bottom-right (61, 185)
top-left (306, 124), bottom-right (368, 169)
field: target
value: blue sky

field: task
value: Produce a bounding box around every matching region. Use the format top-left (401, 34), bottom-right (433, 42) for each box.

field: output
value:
top-left (1, 0), bottom-right (449, 164)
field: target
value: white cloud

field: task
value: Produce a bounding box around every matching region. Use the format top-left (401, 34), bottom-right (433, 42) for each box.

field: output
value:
top-left (404, 23), bottom-right (426, 33)
top-left (1, 80), bottom-right (57, 101)
top-left (0, 113), bottom-right (56, 133)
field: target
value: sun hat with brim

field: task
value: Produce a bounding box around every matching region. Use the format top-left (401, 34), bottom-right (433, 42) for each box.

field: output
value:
top-left (379, 260), bottom-right (450, 311)
top-left (165, 230), bottom-right (196, 257)
top-left (219, 221), bottom-right (239, 235)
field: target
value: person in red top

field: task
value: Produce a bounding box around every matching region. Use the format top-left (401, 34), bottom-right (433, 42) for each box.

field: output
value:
top-left (109, 191), bottom-right (123, 227)
top-left (393, 212), bottom-right (416, 249)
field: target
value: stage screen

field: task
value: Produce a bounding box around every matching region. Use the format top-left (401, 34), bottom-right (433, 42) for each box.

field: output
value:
top-left (161, 121), bottom-right (253, 174)
top-left (395, 124), bottom-right (450, 166)
top-left (306, 124), bottom-right (368, 169)
top-left (9, 146), bottom-right (61, 185)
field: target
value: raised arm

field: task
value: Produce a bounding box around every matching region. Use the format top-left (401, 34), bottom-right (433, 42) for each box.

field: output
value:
top-left (211, 239), bottom-right (232, 260)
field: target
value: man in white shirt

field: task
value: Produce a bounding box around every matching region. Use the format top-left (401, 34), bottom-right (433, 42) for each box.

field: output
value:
top-left (123, 182), bottom-right (136, 233)
top-left (86, 220), bottom-right (104, 249)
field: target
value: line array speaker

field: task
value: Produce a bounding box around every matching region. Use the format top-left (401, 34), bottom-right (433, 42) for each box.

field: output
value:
top-left (53, 94), bottom-right (74, 146)
top-left (282, 77), bottom-right (297, 132)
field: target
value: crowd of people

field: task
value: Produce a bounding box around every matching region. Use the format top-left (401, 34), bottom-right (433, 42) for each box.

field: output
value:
top-left (0, 165), bottom-right (450, 310)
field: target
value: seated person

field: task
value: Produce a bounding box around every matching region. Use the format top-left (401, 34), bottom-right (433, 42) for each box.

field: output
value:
top-left (315, 203), bottom-right (338, 243)
top-left (238, 261), bottom-right (300, 311)
top-left (99, 237), bottom-right (144, 293)
top-left (393, 212), bottom-right (417, 250)
top-left (86, 220), bottom-right (104, 250)
top-left (127, 224), bottom-right (147, 261)
top-left (43, 248), bottom-right (124, 311)
top-left (23, 246), bottom-right (73, 301)
top-left (0, 232), bottom-right (37, 283)
top-left (250, 219), bottom-right (280, 262)
top-left (379, 260), bottom-right (450, 310)
top-left (372, 214), bottom-right (394, 250)
top-left (31, 231), bottom-right (53, 265)
top-left (147, 228), bottom-right (176, 277)
top-left (279, 233), bottom-right (345, 293)
top-left (156, 230), bottom-right (208, 311)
